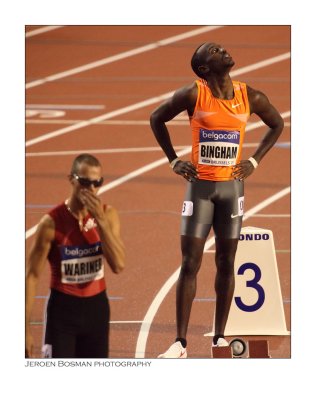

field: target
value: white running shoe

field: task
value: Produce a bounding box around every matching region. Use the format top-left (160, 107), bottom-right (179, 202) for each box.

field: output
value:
top-left (212, 337), bottom-right (229, 347)
top-left (158, 341), bottom-right (187, 358)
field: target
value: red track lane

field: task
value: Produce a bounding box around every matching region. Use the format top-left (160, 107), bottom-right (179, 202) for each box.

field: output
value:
top-left (26, 25), bottom-right (290, 359)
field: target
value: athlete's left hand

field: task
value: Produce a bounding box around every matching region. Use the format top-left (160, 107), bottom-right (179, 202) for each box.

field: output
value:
top-left (232, 160), bottom-right (256, 180)
top-left (79, 189), bottom-right (105, 220)
top-left (173, 160), bottom-right (198, 182)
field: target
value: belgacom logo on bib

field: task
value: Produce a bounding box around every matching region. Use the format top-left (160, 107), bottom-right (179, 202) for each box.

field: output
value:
top-left (182, 201), bottom-right (193, 216)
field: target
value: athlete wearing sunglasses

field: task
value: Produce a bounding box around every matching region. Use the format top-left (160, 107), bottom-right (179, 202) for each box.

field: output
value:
top-left (26, 153), bottom-right (125, 359)
top-left (72, 173), bottom-right (104, 188)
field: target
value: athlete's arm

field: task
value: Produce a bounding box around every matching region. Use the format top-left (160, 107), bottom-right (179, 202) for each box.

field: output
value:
top-left (79, 190), bottom-right (125, 274)
top-left (100, 205), bottom-right (125, 274)
top-left (150, 83), bottom-right (198, 181)
top-left (232, 86), bottom-right (284, 180)
top-left (25, 215), bottom-right (55, 358)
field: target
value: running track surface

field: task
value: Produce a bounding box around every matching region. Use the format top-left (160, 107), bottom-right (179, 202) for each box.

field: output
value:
top-left (25, 25), bottom-right (290, 359)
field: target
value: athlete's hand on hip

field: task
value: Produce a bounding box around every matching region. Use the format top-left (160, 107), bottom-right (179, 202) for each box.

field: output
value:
top-left (232, 160), bottom-right (256, 180)
top-left (79, 189), bottom-right (105, 220)
top-left (173, 161), bottom-right (198, 182)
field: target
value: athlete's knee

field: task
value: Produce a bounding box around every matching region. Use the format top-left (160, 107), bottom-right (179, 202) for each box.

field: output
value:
top-left (180, 253), bottom-right (201, 278)
top-left (215, 251), bottom-right (235, 275)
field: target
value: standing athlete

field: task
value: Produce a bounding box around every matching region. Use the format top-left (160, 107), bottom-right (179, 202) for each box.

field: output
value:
top-left (25, 154), bottom-right (125, 358)
top-left (150, 42), bottom-right (284, 358)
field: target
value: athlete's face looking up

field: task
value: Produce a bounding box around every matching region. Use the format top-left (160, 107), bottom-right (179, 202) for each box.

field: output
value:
top-left (197, 42), bottom-right (235, 75)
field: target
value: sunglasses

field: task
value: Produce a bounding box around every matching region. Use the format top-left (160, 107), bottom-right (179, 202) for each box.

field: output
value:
top-left (73, 174), bottom-right (104, 188)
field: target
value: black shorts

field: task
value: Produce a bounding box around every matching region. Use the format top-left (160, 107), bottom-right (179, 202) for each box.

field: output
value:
top-left (43, 289), bottom-right (110, 358)
top-left (181, 179), bottom-right (244, 239)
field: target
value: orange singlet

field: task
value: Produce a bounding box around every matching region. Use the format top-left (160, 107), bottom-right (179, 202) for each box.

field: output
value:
top-left (190, 79), bottom-right (250, 181)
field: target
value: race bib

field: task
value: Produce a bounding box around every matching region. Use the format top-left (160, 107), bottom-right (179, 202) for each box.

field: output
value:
top-left (238, 196), bottom-right (244, 216)
top-left (198, 129), bottom-right (240, 166)
top-left (182, 201), bottom-right (193, 216)
top-left (60, 242), bottom-right (104, 284)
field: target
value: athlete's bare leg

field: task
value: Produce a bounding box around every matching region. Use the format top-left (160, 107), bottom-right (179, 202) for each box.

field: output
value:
top-left (214, 237), bottom-right (239, 338)
top-left (176, 235), bottom-right (206, 340)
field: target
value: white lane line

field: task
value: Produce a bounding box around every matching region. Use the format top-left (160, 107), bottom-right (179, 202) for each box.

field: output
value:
top-left (25, 26), bottom-right (64, 38)
top-left (26, 146), bottom-right (189, 157)
top-left (25, 140), bottom-right (290, 158)
top-left (233, 52), bottom-right (290, 76)
top-left (25, 111), bottom-right (290, 239)
top-left (25, 225), bottom-right (38, 240)
top-left (252, 214), bottom-right (290, 218)
top-left (243, 111), bottom-right (291, 131)
top-left (25, 26), bottom-right (222, 89)
top-left (25, 53), bottom-right (291, 148)
top-left (26, 104), bottom-right (105, 110)
top-left (25, 119), bottom-right (193, 125)
top-left (110, 321), bottom-right (143, 324)
top-left (31, 320), bottom-right (143, 325)
top-left (204, 248), bottom-right (290, 253)
top-left (134, 186), bottom-right (291, 358)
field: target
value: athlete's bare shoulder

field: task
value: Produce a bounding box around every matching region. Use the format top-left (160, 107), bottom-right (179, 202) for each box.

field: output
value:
top-left (174, 81), bottom-right (197, 100)
top-left (151, 81), bottom-right (198, 121)
top-left (246, 85), bottom-right (283, 128)
top-left (36, 214), bottom-right (55, 242)
top-left (246, 85), bottom-right (271, 114)
top-left (172, 82), bottom-right (198, 115)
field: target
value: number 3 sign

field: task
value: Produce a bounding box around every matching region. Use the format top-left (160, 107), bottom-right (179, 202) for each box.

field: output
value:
top-left (207, 227), bottom-right (290, 337)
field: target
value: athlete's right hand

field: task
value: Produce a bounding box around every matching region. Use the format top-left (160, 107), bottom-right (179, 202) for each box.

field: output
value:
top-left (25, 333), bottom-right (34, 358)
top-left (173, 161), bottom-right (198, 182)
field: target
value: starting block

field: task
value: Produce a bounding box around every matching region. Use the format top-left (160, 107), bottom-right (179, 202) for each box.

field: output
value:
top-left (248, 340), bottom-right (270, 358)
top-left (211, 346), bottom-right (233, 358)
top-left (211, 339), bottom-right (270, 358)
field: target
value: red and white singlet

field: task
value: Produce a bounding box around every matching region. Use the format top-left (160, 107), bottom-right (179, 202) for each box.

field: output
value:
top-left (47, 203), bottom-right (106, 297)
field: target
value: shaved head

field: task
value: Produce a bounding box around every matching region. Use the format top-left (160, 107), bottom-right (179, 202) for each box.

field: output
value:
top-left (191, 42), bottom-right (216, 78)
top-left (191, 43), bottom-right (207, 78)
top-left (70, 153), bottom-right (101, 175)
